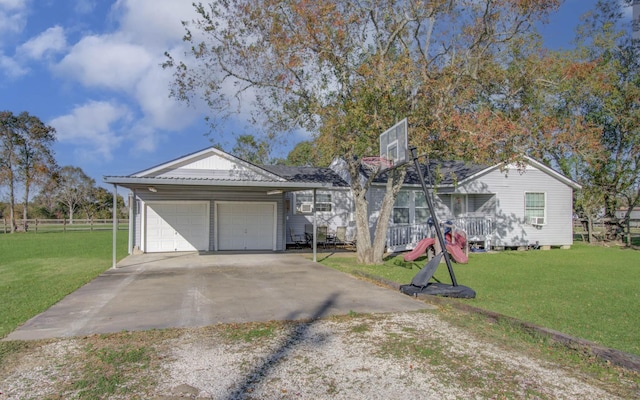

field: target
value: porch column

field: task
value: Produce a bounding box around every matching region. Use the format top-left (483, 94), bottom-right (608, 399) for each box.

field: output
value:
top-left (112, 184), bottom-right (117, 269)
top-left (313, 188), bottom-right (317, 262)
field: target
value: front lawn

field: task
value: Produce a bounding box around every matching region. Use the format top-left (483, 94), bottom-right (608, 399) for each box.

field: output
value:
top-left (0, 231), bottom-right (128, 338)
top-left (320, 243), bottom-right (640, 356)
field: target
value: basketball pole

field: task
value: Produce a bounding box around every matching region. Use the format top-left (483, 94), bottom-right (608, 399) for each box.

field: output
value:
top-left (409, 146), bottom-right (458, 287)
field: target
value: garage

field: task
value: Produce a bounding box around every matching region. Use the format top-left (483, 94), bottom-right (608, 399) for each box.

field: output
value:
top-left (144, 202), bottom-right (210, 252)
top-left (216, 202), bottom-right (277, 251)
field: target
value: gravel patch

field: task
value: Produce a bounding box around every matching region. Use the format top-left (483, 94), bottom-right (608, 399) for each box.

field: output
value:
top-left (1, 311), bottom-right (634, 399)
top-left (155, 312), bottom-right (626, 399)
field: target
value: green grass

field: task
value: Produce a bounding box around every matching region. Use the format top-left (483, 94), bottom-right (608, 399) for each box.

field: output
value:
top-left (320, 243), bottom-right (640, 356)
top-left (0, 231), bottom-right (128, 338)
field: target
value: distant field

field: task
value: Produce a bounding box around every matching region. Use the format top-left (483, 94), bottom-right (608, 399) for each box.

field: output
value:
top-left (0, 231), bottom-right (128, 338)
top-left (320, 243), bottom-right (640, 356)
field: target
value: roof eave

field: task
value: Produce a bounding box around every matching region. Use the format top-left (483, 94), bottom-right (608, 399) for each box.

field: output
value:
top-left (103, 176), bottom-right (338, 190)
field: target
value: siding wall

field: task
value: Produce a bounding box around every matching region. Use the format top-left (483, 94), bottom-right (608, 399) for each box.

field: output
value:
top-left (456, 166), bottom-right (575, 247)
top-left (366, 165), bottom-right (575, 247)
top-left (133, 187), bottom-right (285, 251)
top-left (285, 189), bottom-right (354, 241)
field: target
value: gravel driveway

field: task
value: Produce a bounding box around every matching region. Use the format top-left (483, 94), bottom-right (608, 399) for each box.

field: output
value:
top-left (2, 310), bottom-right (636, 399)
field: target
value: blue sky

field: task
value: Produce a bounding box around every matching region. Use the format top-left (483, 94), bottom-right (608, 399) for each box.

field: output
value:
top-left (0, 0), bottom-right (633, 191)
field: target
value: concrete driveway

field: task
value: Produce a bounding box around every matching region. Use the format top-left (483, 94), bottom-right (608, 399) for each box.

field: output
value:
top-left (5, 253), bottom-right (431, 341)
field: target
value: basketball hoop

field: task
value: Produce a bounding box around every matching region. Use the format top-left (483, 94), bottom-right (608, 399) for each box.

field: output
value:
top-left (362, 156), bottom-right (393, 172)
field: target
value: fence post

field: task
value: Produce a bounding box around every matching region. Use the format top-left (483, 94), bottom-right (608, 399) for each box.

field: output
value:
top-left (63, 217), bottom-right (66, 232)
top-left (3, 218), bottom-right (6, 234)
top-left (35, 218), bottom-right (38, 233)
top-left (90, 217), bottom-right (94, 232)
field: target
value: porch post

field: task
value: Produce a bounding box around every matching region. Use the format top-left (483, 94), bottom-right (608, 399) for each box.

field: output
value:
top-left (112, 184), bottom-right (118, 269)
top-left (128, 191), bottom-right (134, 254)
top-left (313, 188), bottom-right (317, 262)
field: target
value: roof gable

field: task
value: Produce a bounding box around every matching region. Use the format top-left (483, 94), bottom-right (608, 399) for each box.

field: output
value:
top-left (370, 156), bottom-right (581, 190)
top-left (132, 147), bottom-right (285, 182)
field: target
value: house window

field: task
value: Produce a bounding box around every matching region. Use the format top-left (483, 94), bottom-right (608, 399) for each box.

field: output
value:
top-left (315, 193), bottom-right (332, 212)
top-left (294, 191), bottom-right (332, 214)
top-left (393, 191), bottom-right (410, 224)
top-left (414, 192), bottom-right (430, 223)
top-left (295, 192), bottom-right (314, 214)
top-left (452, 194), bottom-right (467, 218)
top-left (525, 192), bottom-right (546, 224)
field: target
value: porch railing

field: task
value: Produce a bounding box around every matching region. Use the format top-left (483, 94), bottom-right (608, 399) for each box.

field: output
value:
top-left (454, 217), bottom-right (494, 241)
top-left (386, 216), bottom-right (494, 252)
top-left (386, 223), bottom-right (432, 251)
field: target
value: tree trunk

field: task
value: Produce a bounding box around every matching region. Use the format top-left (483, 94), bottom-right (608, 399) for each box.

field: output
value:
top-left (68, 203), bottom-right (74, 224)
top-left (22, 179), bottom-right (29, 232)
top-left (371, 168), bottom-right (407, 264)
top-left (8, 172), bottom-right (16, 233)
top-left (354, 187), bottom-right (374, 264)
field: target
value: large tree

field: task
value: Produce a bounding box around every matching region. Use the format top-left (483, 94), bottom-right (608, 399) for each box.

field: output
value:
top-left (0, 111), bottom-right (20, 233)
top-left (52, 166), bottom-right (95, 224)
top-left (166, 0), bottom-right (560, 263)
top-left (541, 1), bottom-right (640, 243)
top-left (0, 111), bottom-right (57, 232)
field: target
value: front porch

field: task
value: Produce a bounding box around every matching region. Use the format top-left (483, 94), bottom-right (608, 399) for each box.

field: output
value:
top-left (386, 216), bottom-right (495, 253)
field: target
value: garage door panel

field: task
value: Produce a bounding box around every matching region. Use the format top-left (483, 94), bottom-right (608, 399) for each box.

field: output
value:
top-left (145, 202), bottom-right (209, 252)
top-left (217, 202), bottom-right (275, 251)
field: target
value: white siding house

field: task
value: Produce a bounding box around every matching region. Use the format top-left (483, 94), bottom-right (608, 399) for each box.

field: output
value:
top-left (105, 147), bottom-right (580, 254)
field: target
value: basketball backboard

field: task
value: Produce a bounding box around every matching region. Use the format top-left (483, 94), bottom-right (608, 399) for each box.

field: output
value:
top-left (379, 118), bottom-right (408, 170)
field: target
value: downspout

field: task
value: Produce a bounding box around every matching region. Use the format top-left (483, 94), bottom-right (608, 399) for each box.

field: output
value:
top-left (112, 184), bottom-right (118, 269)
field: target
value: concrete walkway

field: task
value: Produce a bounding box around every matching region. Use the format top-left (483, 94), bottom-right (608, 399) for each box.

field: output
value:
top-left (5, 252), bottom-right (431, 341)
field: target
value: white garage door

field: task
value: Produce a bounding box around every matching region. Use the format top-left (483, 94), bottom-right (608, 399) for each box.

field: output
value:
top-left (217, 202), bottom-right (276, 251)
top-left (145, 202), bottom-right (210, 252)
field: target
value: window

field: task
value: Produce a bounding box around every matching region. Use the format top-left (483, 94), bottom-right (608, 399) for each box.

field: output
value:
top-left (525, 192), bottom-right (546, 224)
top-left (393, 191), bottom-right (410, 224)
top-left (295, 192), bottom-right (313, 214)
top-left (316, 193), bottom-right (332, 212)
top-left (294, 191), bottom-right (332, 214)
top-left (452, 194), bottom-right (467, 218)
top-left (414, 191), bottom-right (430, 223)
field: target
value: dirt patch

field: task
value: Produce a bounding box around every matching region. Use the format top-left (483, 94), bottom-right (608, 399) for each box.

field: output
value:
top-left (1, 311), bottom-right (638, 399)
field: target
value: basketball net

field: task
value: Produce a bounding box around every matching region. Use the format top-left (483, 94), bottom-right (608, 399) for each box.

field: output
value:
top-left (361, 156), bottom-right (393, 173)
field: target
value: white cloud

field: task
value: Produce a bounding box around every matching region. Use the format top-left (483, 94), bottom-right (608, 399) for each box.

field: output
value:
top-left (0, 0), bottom-right (27, 38)
top-left (0, 51), bottom-right (26, 77)
top-left (55, 34), bottom-right (153, 91)
top-left (112, 0), bottom-right (196, 49)
top-left (49, 100), bottom-right (131, 161)
top-left (134, 60), bottom-right (200, 131)
top-left (18, 25), bottom-right (66, 59)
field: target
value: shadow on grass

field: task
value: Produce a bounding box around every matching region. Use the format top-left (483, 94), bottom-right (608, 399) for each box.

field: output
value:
top-left (225, 293), bottom-right (339, 399)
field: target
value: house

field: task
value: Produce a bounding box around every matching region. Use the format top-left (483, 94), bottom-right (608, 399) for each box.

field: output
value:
top-left (615, 207), bottom-right (640, 221)
top-left (346, 156), bottom-right (582, 252)
top-left (104, 147), bottom-right (580, 254)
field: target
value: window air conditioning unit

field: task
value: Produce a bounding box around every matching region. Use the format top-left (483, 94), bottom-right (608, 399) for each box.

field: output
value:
top-left (530, 217), bottom-right (545, 226)
top-left (299, 203), bottom-right (314, 213)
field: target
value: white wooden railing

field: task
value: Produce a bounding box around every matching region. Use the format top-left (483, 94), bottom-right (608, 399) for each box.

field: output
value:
top-left (386, 216), bottom-right (494, 252)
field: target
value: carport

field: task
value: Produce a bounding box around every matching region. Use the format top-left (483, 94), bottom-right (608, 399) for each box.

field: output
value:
top-left (103, 147), bottom-right (350, 266)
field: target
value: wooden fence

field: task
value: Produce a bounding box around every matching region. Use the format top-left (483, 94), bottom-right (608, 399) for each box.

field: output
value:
top-left (2, 219), bottom-right (129, 234)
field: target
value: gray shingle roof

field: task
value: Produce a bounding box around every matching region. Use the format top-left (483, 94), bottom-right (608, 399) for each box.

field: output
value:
top-left (259, 165), bottom-right (350, 187)
top-left (372, 159), bottom-right (489, 186)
